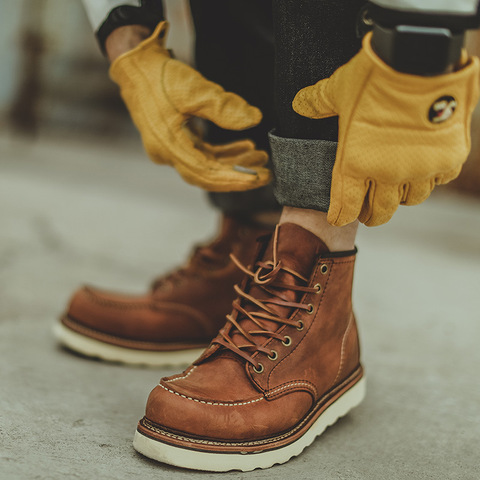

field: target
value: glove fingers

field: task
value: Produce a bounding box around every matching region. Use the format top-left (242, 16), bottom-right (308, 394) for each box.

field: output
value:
top-left (402, 181), bottom-right (434, 206)
top-left (170, 127), bottom-right (271, 191)
top-left (199, 139), bottom-right (267, 167)
top-left (167, 61), bottom-right (262, 130)
top-left (198, 89), bottom-right (262, 130)
top-left (216, 149), bottom-right (269, 168)
top-left (176, 160), bottom-right (272, 192)
top-left (292, 79), bottom-right (337, 119)
top-left (209, 165), bottom-right (271, 192)
top-left (202, 140), bottom-right (256, 158)
top-left (327, 176), bottom-right (367, 226)
top-left (359, 182), bottom-right (403, 227)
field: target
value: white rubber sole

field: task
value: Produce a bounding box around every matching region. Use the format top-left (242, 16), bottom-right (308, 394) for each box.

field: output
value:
top-left (133, 376), bottom-right (366, 471)
top-left (53, 322), bottom-right (206, 367)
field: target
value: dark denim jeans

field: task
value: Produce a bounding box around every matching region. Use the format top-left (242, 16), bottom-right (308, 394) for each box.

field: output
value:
top-left (190, 0), bottom-right (366, 214)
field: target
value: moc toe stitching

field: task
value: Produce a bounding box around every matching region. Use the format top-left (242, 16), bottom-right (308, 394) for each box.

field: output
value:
top-left (143, 384), bottom-right (312, 442)
top-left (82, 287), bottom-right (151, 310)
top-left (140, 368), bottom-right (361, 449)
top-left (158, 382), bottom-right (264, 407)
top-left (67, 288), bottom-right (213, 344)
top-left (163, 365), bottom-right (198, 383)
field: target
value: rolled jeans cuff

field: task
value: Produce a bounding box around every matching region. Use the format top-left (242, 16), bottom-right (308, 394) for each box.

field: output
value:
top-left (269, 131), bottom-right (337, 212)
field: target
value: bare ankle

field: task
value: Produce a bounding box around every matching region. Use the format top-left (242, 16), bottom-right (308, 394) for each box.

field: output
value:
top-left (279, 207), bottom-right (358, 252)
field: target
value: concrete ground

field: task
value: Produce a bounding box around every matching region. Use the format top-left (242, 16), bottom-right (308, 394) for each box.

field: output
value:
top-left (1, 133), bottom-right (479, 480)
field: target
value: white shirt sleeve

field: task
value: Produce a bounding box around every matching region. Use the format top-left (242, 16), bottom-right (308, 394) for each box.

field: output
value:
top-left (370, 0), bottom-right (479, 15)
top-left (82, 0), bottom-right (142, 31)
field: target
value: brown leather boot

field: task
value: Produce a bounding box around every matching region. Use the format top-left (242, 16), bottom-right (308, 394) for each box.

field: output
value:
top-left (54, 215), bottom-right (273, 366)
top-left (133, 223), bottom-right (365, 471)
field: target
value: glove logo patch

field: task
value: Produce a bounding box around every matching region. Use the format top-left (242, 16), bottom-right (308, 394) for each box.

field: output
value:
top-left (429, 96), bottom-right (457, 124)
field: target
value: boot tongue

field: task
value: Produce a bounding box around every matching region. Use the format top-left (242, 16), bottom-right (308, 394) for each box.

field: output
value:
top-left (274, 223), bottom-right (329, 277)
top-left (229, 223), bottom-right (329, 348)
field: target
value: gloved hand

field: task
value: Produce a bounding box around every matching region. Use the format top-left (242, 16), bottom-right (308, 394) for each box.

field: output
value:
top-left (110, 21), bottom-right (271, 192)
top-left (293, 32), bottom-right (480, 226)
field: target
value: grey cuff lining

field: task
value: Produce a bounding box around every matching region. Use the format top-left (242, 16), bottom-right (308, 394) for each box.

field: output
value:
top-left (269, 131), bottom-right (337, 212)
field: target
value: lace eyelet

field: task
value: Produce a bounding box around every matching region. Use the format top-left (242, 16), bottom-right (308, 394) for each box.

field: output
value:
top-left (314, 283), bottom-right (322, 294)
top-left (282, 335), bottom-right (292, 347)
top-left (296, 320), bottom-right (304, 331)
top-left (268, 350), bottom-right (278, 361)
top-left (306, 304), bottom-right (314, 315)
top-left (253, 363), bottom-right (264, 374)
top-left (320, 264), bottom-right (328, 275)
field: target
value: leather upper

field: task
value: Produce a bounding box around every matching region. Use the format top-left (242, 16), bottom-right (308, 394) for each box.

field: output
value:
top-left (63, 216), bottom-right (272, 348)
top-left (142, 223), bottom-right (361, 442)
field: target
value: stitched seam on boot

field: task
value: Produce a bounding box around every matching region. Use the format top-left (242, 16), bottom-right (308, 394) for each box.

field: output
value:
top-left (266, 381), bottom-right (317, 398)
top-left (157, 383), bottom-right (264, 406)
top-left (327, 259), bottom-right (355, 266)
top-left (143, 368), bottom-right (362, 447)
top-left (332, 313), bottom-right (354, 387)
top-left (163, 366), bottom-right (197, 383)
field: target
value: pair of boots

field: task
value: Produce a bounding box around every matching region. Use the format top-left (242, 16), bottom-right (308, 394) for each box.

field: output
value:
top-left (55, 216), bottom-right (365, 471)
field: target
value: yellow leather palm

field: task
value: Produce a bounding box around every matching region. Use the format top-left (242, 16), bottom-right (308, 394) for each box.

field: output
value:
top-left (110, 22), bottom-right (271, 192)
top-left (293, 32), bottom-right (480, 226)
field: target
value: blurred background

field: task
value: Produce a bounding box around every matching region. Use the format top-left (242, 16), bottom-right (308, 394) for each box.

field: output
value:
top-left (1, 2), bottom-right (479, 480)
top-left (0, 0), bottom-right (193, 139)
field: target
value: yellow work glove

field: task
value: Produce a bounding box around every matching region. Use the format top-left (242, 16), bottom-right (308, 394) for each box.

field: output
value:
top-left (293, 32), bottom-right (480, 227)
top-left (109, 21), bottom-right (271, 192)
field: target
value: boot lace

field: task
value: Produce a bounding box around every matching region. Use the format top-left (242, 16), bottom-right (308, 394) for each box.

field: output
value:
top-left (212, 229), bottom-right (319, 369)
